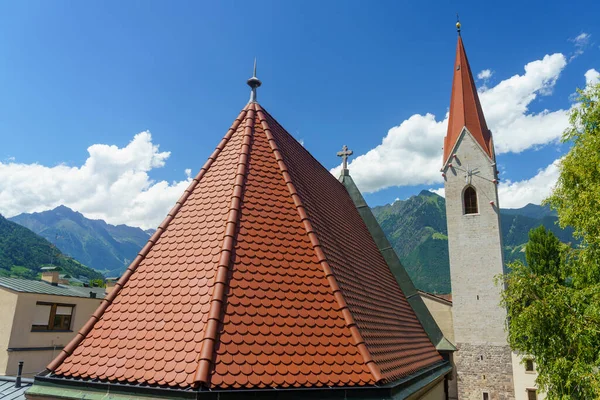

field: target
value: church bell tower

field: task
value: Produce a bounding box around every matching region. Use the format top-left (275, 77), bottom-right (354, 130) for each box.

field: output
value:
top-left (442, 21), bottom-right (515, 400)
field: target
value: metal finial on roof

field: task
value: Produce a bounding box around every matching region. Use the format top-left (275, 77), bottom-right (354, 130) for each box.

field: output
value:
top-left (337, 145), bottom-right (353, 171)
top-left (456, 14), bottom-right (461, 36)
top-left (247, 58), bottom-right (262, 103)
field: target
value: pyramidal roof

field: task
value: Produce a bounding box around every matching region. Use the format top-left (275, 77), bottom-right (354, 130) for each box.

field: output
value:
top-left (443, 35), bottom-right (493, 165)
top-left (44, 100), bottom-right (443, 392)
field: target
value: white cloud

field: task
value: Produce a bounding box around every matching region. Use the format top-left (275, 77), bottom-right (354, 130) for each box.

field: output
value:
top-left (585, 68), bottom-right (600, 86)
top-left (480, 54), bottom-right (569, 153)
top-left (333, 53), bottom-right (570, 193)
top-left (573, 33), bottom-right (590, 45)
top-left (570, 32), bottom-right (591, 61)
top-left (430, 187), bottom-right (444, 197)
top-left (477, 69), bottom-right (493, 80)
top-left (498, 159), bottom-right (561, 208)
top-left (0, 132), bottom-right (191, 229)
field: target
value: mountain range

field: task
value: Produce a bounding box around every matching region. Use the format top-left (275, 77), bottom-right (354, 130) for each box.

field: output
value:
top-left (372, 191), bottom-right (575, 294)
top-left (0, 214), bottom-right (103, 281)
top-left (6, 192), bottom-right (575, 294)
top-left (9, 206), bottom-right (151, 277)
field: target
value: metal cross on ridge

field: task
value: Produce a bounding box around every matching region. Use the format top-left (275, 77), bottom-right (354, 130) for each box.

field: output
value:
top-left (337, 145), bottom-right (353, 170)
top-left (464, 164), bottom-right (480, 184)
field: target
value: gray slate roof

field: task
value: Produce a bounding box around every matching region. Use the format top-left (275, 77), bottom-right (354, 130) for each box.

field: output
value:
top-left (0, 277), bottom-right (106, 299)
top-left (0, 377), bottom-right (32, 400)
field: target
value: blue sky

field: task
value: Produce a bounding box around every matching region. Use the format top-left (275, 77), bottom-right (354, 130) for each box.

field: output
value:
top-left (0, 1), bottom-right (598, 228)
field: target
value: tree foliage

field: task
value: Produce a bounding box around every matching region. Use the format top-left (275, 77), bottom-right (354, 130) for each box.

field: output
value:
top-left (548, 83), bottom-right (600, 287)
top-left (500, 84), bottom-right (600, 399)
top-left (89, 278), bottom-right (106, 288)
top-left (525, 225), bottom-right (564, 278)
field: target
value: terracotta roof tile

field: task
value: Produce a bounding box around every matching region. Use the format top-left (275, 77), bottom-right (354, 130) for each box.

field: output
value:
top-left (209, 116), bottom-right (372, 388)
top-left (444, 36), bottom-right (493, 165)
top-left (52, 105), bottom-right (249, 387)
top-left (259, 106), bottom-right (443, 382)
top-left (48, 100), bottom-right (442, 390)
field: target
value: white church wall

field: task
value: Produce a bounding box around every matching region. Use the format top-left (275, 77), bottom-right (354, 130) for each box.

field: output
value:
top-left (445, 131), bottom-right (507, 345)
top-left (444, 130), bottom-right (515, 399)
top-left (512, 353), bottom-right (545, 400)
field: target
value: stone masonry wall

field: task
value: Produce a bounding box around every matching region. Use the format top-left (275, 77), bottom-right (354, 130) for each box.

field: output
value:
top-left (456, 343), bottom-right (515, 400)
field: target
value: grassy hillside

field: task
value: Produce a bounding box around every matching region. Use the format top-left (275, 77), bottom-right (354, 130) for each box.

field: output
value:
top-left (0, 214), bottom-right (104, 280)
top-left (372, 191), bottom-right (575, 294)
top-left (10, 206), bottom-right (151, 277)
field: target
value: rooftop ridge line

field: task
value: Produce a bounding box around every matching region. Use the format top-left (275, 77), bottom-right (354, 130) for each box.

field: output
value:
top-left (194, 104), bottom-right (256, 386)
top-left (255, 104), bottom-right (384, 385)
top-left (459, 39), bottom-right (467, 152)
top-left (46, 106), bottom-right (251, 373)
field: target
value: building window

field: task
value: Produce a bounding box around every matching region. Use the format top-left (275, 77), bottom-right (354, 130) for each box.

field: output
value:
top-left (527, 389), bottom-right (537, 400)
top-left (32, 302), bottom-right (74, 331)
top-left (483, 392), bottom-right (489, 400)
top-left (525, 359), bottom-right (535, 372)
top-left (464, 186), bottom-right (478, 214)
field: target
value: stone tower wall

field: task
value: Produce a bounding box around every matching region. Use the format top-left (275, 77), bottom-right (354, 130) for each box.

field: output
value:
top-left (455, 343), bottom-right (515, 400)
top-left (444, 131), bottom-right (515, 399)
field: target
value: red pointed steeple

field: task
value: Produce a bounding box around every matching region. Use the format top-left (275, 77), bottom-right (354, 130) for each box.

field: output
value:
top-left (443, 34), bottom-right (493, 165)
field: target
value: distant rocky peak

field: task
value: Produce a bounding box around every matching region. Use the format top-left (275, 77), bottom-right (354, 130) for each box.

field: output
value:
top-left (53, 205), bottom-right (77, 214)
top-left (418, 190), bottom-right (439, 197)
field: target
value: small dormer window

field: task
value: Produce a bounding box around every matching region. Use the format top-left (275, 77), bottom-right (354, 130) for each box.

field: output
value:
top-left (464, 186), bottom-right (478, 214)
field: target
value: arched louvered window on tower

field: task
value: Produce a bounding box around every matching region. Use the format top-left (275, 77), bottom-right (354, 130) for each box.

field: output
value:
top-left (464, 186), bottom-right (478, 214)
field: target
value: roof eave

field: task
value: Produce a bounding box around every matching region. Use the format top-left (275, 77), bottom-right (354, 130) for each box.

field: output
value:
top-left (28, 361), bottom-right (451, 400)
top-left (0, 282), bottom-right (106, 300)
top-left (435, 337), bottom-right (457, 352)
top-left (417, 290), bottom-right (453, 306)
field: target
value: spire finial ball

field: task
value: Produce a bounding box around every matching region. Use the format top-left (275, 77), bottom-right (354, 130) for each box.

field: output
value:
top-left (247, 58), bottom-right (261, 103)
top-left (456, 21), bottom-right (461, 31)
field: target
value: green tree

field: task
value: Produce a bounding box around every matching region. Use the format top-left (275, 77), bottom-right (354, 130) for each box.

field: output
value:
top-left (500, 84), bottom-right (600, 399)
top-left (525, 226), bottom-right (563, 278)
top-left (89, 279), bottom-right (105, 288)
top-left (548, 83), bottom-right (600, 287)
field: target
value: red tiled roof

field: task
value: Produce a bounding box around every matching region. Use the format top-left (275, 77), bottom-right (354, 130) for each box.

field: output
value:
top-left (443, 36), bottom-right (493, 165)
top-left (48, 102), bottom-right (442, 390)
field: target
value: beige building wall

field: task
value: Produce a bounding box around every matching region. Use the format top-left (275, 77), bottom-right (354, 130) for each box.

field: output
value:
top-left (418, 293), bottom-right (454, 344)
top-left (512, 353), bottom-right (545, 400)
top-left (0, 288), bottom-right (102, 377)
top-left (0, 289), bottom-right (19, 377)
top-left (403, 378), bottom-right (447, 400)
top-left (418, 380), bottom-right (446, 400)
top-left (418, 293), bottom-right (458, 400)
